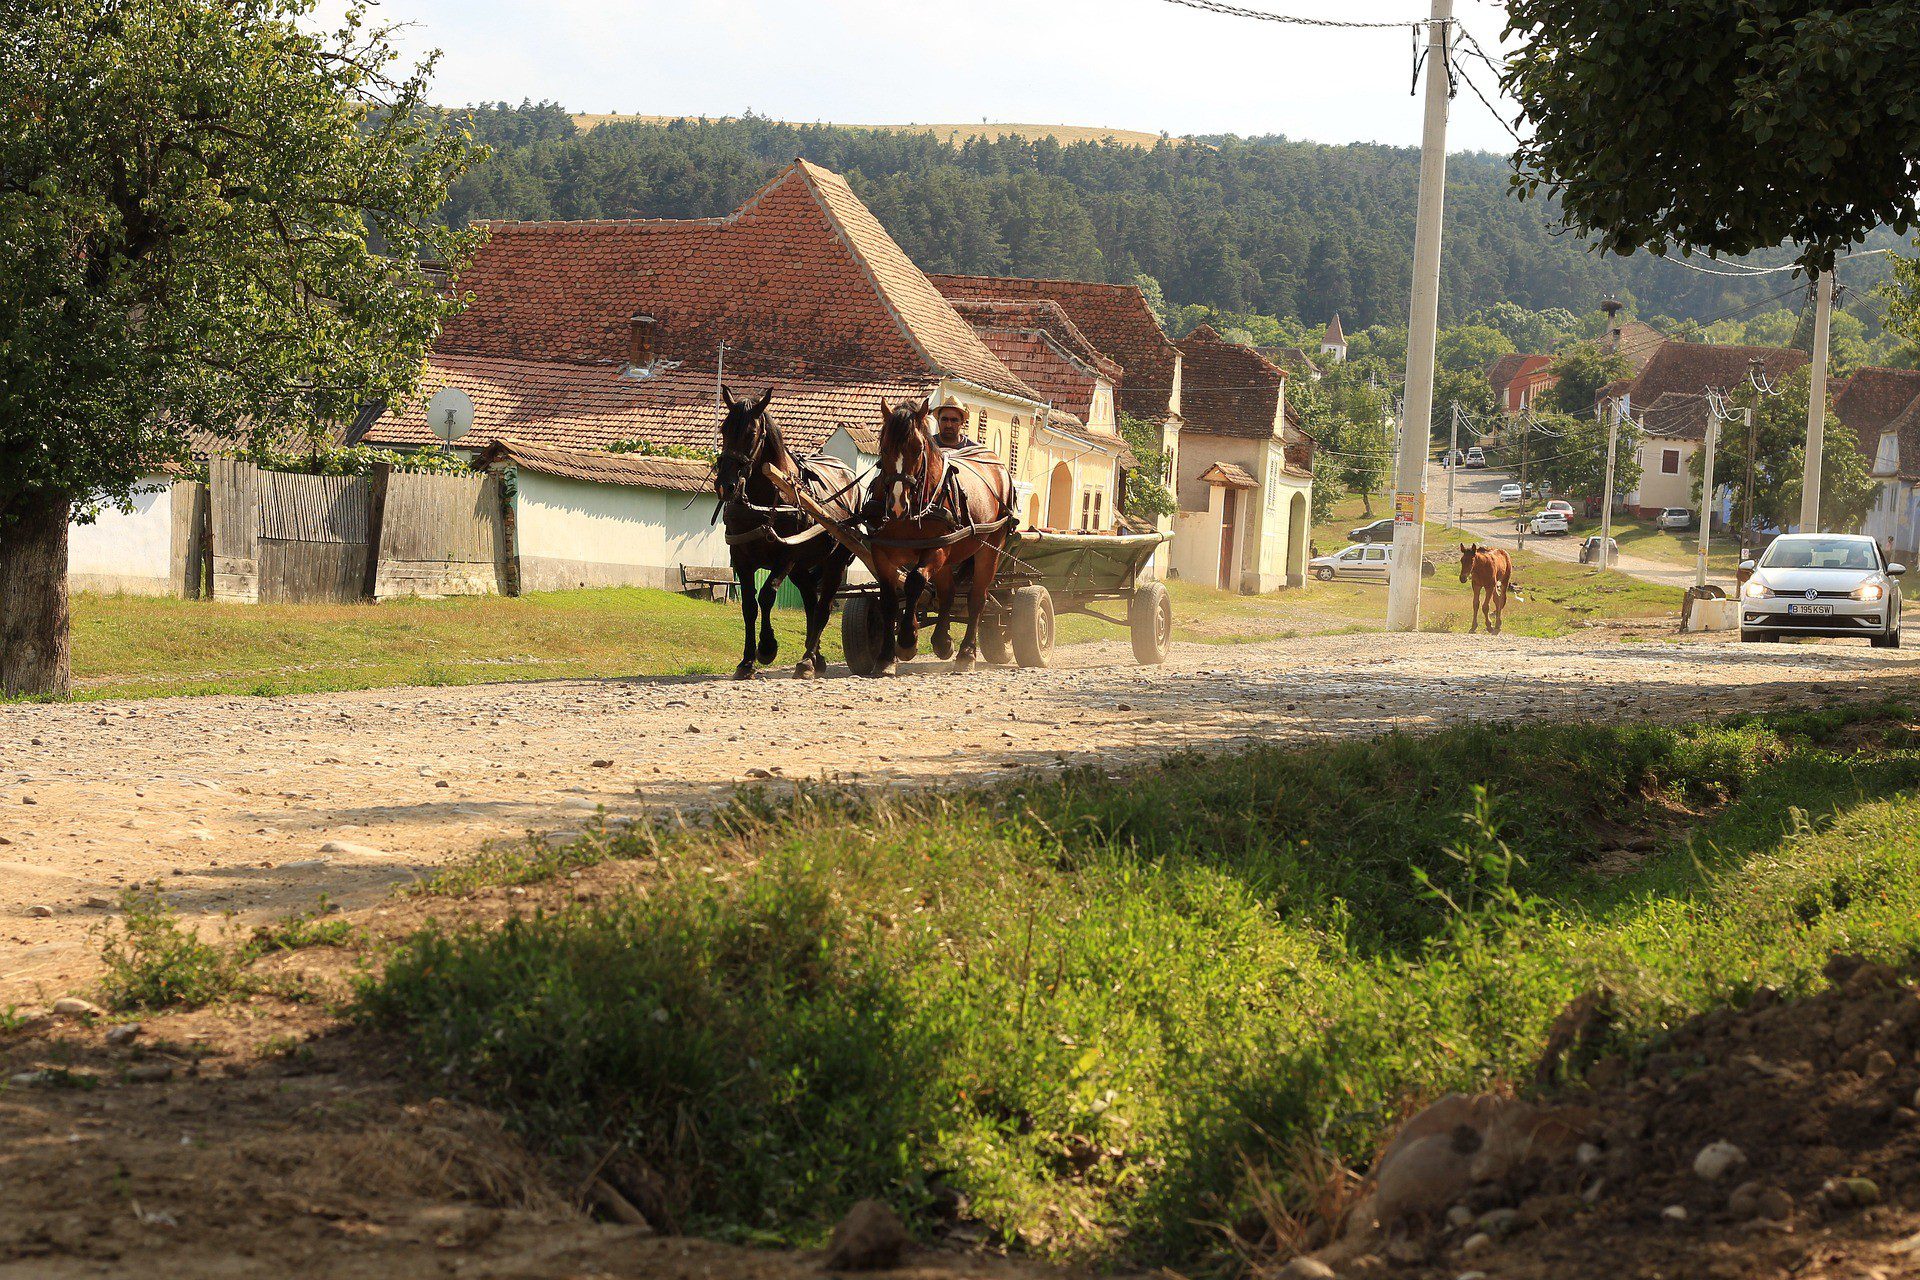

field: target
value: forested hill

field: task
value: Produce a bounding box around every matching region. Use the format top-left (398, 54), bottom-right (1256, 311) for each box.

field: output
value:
top-left (440, 102), bottom-right (1884, 331)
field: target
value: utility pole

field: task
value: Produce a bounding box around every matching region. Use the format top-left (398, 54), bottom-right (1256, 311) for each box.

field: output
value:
top-left (1597, 396), bottom-right (1620, 573)
top-left (1799, 270), bottom-right (1833, 532)
top-left (1740, 405), bottom-right (1757, 556)
top-left (1446, 403), bottom-right (1459, 528)
top-left (1696, 412), bottom-right (1719, 590)
top-left (1385, 0), bottom-right (1453, 632)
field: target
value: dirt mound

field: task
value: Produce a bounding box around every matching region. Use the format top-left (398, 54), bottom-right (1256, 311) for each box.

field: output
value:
top-left (1282, 955), bottom-right (1920, 1278)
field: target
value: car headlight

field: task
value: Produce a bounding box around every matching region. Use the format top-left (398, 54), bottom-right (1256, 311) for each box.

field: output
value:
top-left (1854, 581), bottom-right (1886, 602)
top-left (1743, 580), bottom-right (1773, 599)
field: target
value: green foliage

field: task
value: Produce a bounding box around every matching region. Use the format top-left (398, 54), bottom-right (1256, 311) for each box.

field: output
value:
top-left (1706, 368), bottom-right (1876, 531)
top-left (607, 439), bottom-right (719, 461)
top-left (97, 889), bottom-right (248, 1012)
top-left (1117, 412), bottom-right (1176, 519)
top-left (1545, 343), bottom-right (1632, 416)
top-left (1526, 410), bottom-right (1642, 502)
top-left (0, 0), bottom-right (483, 519)
top-left (250, 442), bottom-right (474, 478)
top-left (361, 706), bottom-right (1920, 1262)
top-left (437, 108), bottom-right (1901, 331)
top-left (1505, 1), bottom-right (1920, 268)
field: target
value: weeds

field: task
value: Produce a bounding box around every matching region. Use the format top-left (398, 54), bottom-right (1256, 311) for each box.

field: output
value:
top-left (354, 704), bottom-right (1920, 1262)
top-left (96, 890), bottom-right (361, 1012)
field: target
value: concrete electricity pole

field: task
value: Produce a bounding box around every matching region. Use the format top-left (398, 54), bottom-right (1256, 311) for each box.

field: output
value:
top-left (1799, 270), bottom-right (1834, 532)
top-left (1385, 0), bottom-right (1453, 632)
top-left (1446, 403), bottom-right (1459, 528)
top-left (1696, 412), bottom-right (1719, 590)
top-left (1597, 396), bottom-right (1620, 573)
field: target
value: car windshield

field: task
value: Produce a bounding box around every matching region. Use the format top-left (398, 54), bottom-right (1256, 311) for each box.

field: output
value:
top-left (1760, 538), bottom-right (1878, 571)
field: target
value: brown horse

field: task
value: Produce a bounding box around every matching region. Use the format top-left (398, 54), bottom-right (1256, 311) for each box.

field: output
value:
top-left (1459, 543), bottom-right (1514, 634)
top-left (868, 399), bottom-right (1015, 675)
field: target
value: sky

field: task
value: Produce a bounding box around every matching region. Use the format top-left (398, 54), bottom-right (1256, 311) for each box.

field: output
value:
top-left (314, 0), bottom-right (1526, 153)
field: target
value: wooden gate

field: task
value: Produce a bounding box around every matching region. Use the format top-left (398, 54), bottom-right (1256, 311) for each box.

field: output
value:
top-left (255, 470), bottom-right (374, 604)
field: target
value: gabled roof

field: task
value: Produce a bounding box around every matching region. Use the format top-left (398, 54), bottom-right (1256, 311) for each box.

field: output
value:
top-left (1627, 342), bottom-right (1806, 408)
top-left (1258, 347), bottom-right (1322, 378)
top-left (1200, 461), bottom-right (1259, 488)
top-left (476, 439), bottom-right (714, 493)
top-left (1486, 353), bottom-right (1554, 394)
top-left (1834, 367), bottom-right (1920, 464)
top-left (949, 299), bottom-right (1118, 427)
top-left (359, 352), bottom-right (934, 457)
top-left (1637, 392), bottom-right (1713, 442)
top-left (1601, 320), bottom-right (1666, 373)
top-left (1175, 326), bottom-right (1297, 440)
top-left (439, 160), bottom-right (1035, 403)
top-left (928, 274), bottom-right (1179, 422)
top-left (1881, 396), bottom-right (1920, 481)
top-left (1323, 314), bottom-right (1346, 347)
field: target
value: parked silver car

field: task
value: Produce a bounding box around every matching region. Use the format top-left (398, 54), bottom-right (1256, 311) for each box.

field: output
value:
top-left (1657, 507), bottom-right (1693, 530)
top-left (1739, 533), bottom-right (1904, 647)
top-left (1311, 542), bottom-right (1393, 581)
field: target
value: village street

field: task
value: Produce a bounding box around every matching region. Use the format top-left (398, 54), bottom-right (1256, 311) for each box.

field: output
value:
top-left (5, 627), bottom-right (1917, 1001)
top-left (1431, 461), bottom-right (1732, 591)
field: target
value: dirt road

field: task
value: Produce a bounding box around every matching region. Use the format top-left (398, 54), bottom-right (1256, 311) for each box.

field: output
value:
top-left (4, 629), bottom-right (1916, 1000)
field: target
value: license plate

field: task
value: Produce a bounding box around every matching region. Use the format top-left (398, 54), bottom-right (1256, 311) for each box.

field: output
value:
top-left (1787, 603), bottom-right (1833, 616)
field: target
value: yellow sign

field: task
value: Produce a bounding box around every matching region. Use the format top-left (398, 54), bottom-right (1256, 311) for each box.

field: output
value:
top-left (1394, 491), bottom-right (1425, 525)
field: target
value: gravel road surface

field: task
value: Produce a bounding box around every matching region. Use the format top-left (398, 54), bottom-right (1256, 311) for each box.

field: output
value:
top-left (4, 629), bottom-right (1915, 1000)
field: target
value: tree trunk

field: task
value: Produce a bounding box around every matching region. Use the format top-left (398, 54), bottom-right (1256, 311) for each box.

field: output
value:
top-left (0, 491), bottom-right (73, 699)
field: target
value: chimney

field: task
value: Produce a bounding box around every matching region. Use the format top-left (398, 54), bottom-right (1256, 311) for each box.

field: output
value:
top-left (627, 314), bottom-right (656, 368)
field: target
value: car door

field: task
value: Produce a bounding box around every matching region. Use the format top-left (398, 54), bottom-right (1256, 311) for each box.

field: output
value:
top-left (1361, 545), bottom-right (1390, 578)
top-left (1333, 546), bottom-right (1367, 578)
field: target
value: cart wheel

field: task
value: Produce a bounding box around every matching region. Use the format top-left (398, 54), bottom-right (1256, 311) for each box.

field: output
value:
top-left (979, 607), bottom-right (1015, 665)
top-left (841, 596), bottom-right (887, 677)
top-left (1421, 559), bottom-right (1436, 579)
top-left (1010, 586), bottom-right (1054, 669)
top-left (1129, 580), bottom-right (1172, 665)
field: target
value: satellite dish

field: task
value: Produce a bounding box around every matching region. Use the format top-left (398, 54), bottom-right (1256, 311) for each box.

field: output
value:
top-left (426, 386), bottom-right (475, 445)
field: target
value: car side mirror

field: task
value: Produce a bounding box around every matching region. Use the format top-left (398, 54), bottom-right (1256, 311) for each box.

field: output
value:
top-left (1890, 563), bottom-right (1907, 577)
top-left (1738, 559), bottom-right (1756, 572)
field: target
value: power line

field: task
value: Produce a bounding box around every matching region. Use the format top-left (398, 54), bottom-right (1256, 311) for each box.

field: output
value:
top-left (1451, 57), bottom-right (1521, 144)
top-left (1155, 0), bottom-right (1427, 29)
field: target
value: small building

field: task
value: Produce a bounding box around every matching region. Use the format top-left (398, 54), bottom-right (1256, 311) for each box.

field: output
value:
top-left (1842, 372), bottom-right (1920, 560)
top-left (1319, 314), bottom-right (1348, 365)
top-left (1617, 342), bottom-right (1807, 519)
top-left (1167, 327), bottom-right (1314, 592)
top-left (1486, 353), bottom-right (1557, 416)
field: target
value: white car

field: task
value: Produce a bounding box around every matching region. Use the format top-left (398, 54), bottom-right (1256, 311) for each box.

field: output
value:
top-left (1309, 542), bottom-right (1436, 582)
top-left (1739, 533), bottom-right (1904, 648)
top-left (1657, 507), bottom-right (1693, 530)
top-left (1498, 483), bottom-right (1524, 504)
top-left (1465, 447), bottom-right (1486, 469)
top-left (1528, 510), bottom-right (1570, 536)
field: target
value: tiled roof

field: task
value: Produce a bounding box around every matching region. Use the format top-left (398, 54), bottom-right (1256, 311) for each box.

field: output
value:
top-left (968, 327), bottom-right (1105, 425)
top-left (1637, 392), bottom-right (1712, 442)
top-left (476, 439), bottom-right (714, 493)
top-left (358, 352), bottom-right (934, 457)
top-left (1882, 396), bottom-right (1920, 481)
top-left (1601, 320), bottom-right (1667, 373)
top-left (948, 299), bottom-right (1121, 380)
top-left (1833, 367), bottom-right (1920, 463)
top-left (928, 274), bottom-right (1179, 422)
top-left (1487, 353), bottom-right (1554, 393)
top-left (1175, 326), bottom-right (1290, 440)
top-left (438, 161), bottom-right (1035, 402)
top-left (1627, 342), bottom-right (1806, 408)
top-left (1258, 347), bottom-right (1322, 377)
top-left (1323, 314), bottom-right (1346, 346)
top-left (1200, 461), bottom-right (1258, 488)
top-left (1597, 377), bottom-right (1635, 407)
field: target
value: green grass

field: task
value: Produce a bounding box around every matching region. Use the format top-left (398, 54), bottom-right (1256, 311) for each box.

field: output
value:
top-left (95, 889), bottom-right (359, 1011)
top-left (357, 702), bottom-right (1920, 1264)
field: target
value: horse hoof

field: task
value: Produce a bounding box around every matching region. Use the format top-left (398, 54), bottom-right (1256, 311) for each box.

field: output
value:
top-left (952, 652), bottom-right (976, 673)
top-left (897, 641), bottom-right (919, 661)
top-left (812, 653), bottom-right (828, 675)
top-left (793, 662), bottom-right (817, 681)
top-left (757, 637), bottom-right (779, 665)
top-left (732, 663), bottom-right (756, 681)
top-left (931, 634), bottom-right (954, 661)
top-left (876, 661), bottom-right (898, 678)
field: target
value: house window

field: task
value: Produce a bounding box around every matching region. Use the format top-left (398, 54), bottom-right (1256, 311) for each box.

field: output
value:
top-left (1080, 490), bottom-right (1094, 530)
top-left (1266, 460), bottom-right (1280, 510)
top-left (1661, 448), bottom-right (1681, 475)
top-left (1092, 490), bottom-right (1104, 529)
top-left (1009, 417), bottom-right (1022, 470)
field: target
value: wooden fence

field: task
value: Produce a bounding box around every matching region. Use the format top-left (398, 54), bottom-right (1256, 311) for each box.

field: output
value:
top-left (209, 461), bottom-right (506, 604)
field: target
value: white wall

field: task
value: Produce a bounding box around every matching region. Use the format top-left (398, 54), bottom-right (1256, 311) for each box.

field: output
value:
top-left (69, 478), bottom-right (174, 594)
top-left (512, 471), bottom-right (732, 592)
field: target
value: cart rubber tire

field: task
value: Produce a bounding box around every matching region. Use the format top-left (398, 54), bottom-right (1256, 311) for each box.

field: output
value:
top-left (1314, 566), bottom-right (1335, 582)
top-left (1129, 580), bottom-right (1172, 665)
top-left (1011, 586), bottom-right (1055, 669)
top-left (841, 596), bottom-right (888, 677)
top-left (1421, 560), bottom-right (1436, 579)
top-left (979, 608), bottom-right (1015, 665)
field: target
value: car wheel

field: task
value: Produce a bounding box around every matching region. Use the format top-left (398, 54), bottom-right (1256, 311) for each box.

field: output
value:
top-left (1314, 566), bottom-right (1335, 582)
top-left (1871, 627), bottom-right (1901, 650)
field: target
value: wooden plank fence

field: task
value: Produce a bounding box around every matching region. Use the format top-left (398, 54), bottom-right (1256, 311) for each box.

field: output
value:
top-left (206, 460), bottom-right (507, 604)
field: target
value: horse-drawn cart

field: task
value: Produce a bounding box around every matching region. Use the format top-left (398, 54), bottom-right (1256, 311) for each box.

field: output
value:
top-left (838, 530), bottom-right (1174, 676)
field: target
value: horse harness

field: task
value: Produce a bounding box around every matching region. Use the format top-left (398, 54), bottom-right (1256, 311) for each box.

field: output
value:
top-left (866, 444), bottom-right (1017, 552)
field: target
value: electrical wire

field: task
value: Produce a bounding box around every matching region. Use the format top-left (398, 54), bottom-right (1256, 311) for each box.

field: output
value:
top-left (1451, 57), bottom-right (1522, 144)
top-left (1155, 0), bottom-right (1426, 29)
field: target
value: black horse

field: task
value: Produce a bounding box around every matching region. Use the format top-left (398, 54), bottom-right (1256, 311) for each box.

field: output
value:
top-left (714, 386), bottom-right (860, 680)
